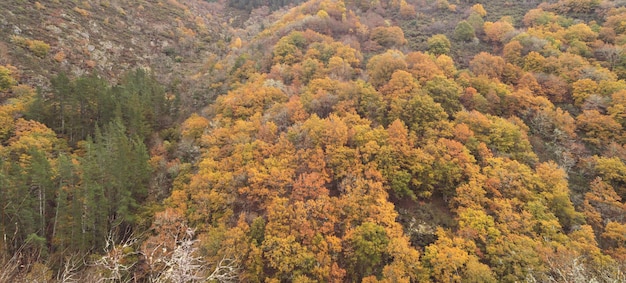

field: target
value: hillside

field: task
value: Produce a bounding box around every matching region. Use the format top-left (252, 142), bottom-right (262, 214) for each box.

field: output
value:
top-left (1, 0), bottom-right (626, 282)
top-left (0, 0), bottom-right (238, 112)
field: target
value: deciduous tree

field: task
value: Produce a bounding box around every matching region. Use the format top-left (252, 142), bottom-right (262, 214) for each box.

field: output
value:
top-left (427, 34), bottom-right (451, 56)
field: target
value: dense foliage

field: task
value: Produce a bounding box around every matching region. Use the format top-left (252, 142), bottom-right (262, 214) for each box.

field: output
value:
top-left (1, 0), bottom-right (625, 282)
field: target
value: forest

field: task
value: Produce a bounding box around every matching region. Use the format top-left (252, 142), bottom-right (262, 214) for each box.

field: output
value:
top-left (0, 0), bottom-right (625, 282)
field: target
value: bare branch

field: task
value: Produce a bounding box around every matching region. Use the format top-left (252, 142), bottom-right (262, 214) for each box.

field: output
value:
top-left (91, 233), bottom-right (141, 283)
top-left (140, 219), bottom-right (240, 283)
top-left (207, 256), bottom-right (240, 283)
top-left (56, 253), bottom-right (85, 283)
top-left (0, 252), bottom-right (20, 283)
top-left (158, 228), bottom-right (205, 283)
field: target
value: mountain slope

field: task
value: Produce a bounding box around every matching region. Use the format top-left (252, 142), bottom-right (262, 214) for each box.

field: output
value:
top-left (0, 0), bottom-right (235, 111)
top-left (0, 0), bottom-right (625, 282)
